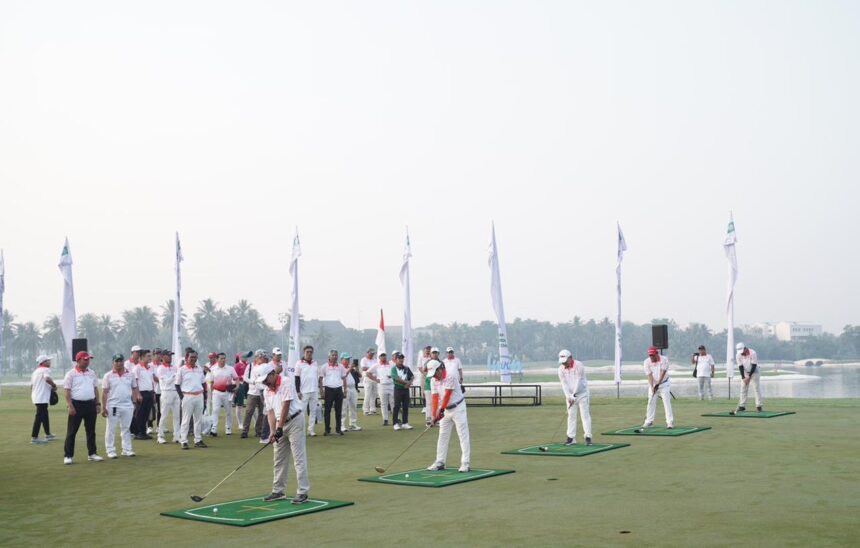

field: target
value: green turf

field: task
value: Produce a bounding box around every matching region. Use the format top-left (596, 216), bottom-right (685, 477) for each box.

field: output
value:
top-left (161, 497), bottom-right (352, 527)
top-left (2, 387), bottom-right (859, 546)
top-left (603, 425), bottom-right (711, 436)
top-left (358, 468), bottom-right (513, 487)
top-left (502, 442), bottom-right (629, 457)
top-left (702, 410), bottom-right (796, 418)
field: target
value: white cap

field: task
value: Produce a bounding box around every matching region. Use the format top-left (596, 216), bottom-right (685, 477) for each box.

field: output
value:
top-left (558, 349), bottom-right (572, 364)
top-left (272, 347), bottom-right (283, 355)
top-left (430, 347), bottom-right (440, 353)
top-left (736, 343), bottom-right (745, 351)
top-left (130, 345), bottom-right (142, 352)
top-left (258, 363), bottom-right (276, 379)
top-left (36, 354), bottom-right (51, 365)
top-left (426, 359), bottom-right (444, 377)
top-left (446, 346), bottom-right (454, 353)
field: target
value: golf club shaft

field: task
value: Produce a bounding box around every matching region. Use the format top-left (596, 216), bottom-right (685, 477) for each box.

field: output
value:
top-left (381, 425), bottom-right (432, 472)
top-left (547, 398), bottom-right (575, 444)
top-left (198, 439), bottom-right (273, 500)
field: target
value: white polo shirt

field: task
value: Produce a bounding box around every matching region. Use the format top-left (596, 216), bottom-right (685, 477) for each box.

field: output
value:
top-left (264, 376), bottom-right (303, 417)
top-left (431, 370), bottom-right (464, 402)
top-left (157, 364), bottom-right (177, 392)
top-left (558, 360), bottom-right (588, 399)
top-left (31, 366), bottom-right (54, 404)
top-left (376, 361), bottom-right (393, 386)
top-left (151, 360), bottom-right (162, 394)
top-left (360, 357), bottom-right (377, 374)
top-left (695, 354), bottom-right (716, 377)
top-left (124, 359), bottom-right (138, 373)
top-left (296, 360), bottom-right (321, 394)
top-left (63, 367), bottom-right (99, 401)
top-left (246, 363), bottom-right (268, 397)
top-left (643, 356), bottom-right (671, 385)
top-left (175, 364), bottom-right (206, 393)
top-left (102, 369), bottom-right (137, 408)
top-left (344, 365), bottom-right (357, 389)
top-left (444, 357), bottom-right (463, 379)
top-left (134, 363), bottom-right (156, 392)
top-left (322, 361), bottom-right (347, 389)
top-left (210, 364), bottom-right (238, 392)
top-left (737, 349), bottom-right (759, 373)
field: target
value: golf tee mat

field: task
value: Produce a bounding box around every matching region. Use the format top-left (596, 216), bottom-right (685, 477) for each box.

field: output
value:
top-left (161, 497), bottom-right (353, 527)
top-left (359, 468), bottom-right (514, 488)
top-left (702, 410), bottom-right (796, 418)
top-left (502, 443), bottom-right (629, 457)
top-left (602, 426), bottom-right (711, 437)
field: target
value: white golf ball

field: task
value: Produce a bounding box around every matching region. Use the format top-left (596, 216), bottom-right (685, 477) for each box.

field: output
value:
top-left (213, 508), bottom-right (219, 513)
top-left (405, 474), bottom-right (410, 478)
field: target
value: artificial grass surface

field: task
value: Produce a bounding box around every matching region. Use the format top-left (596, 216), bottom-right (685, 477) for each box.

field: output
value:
top-left (603, 426), bottom-right (711, 436)
top-left (702, 410), bottom-right (796, 418)
top-left (502, 442), bottom-right (629, 457)
top-left (2, 387), bottom-right (859, 547)
top-left (358, 468), bottom-right (514, 487)
top-left (161, 497), bottom-right (353, 527)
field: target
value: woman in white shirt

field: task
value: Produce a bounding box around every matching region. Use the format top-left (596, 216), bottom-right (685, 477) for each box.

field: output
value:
top-left (30, 355), bottom-right (57, 444)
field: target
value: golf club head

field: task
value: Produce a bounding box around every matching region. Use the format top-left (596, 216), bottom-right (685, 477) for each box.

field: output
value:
top-left (538, 446), bottom-right (549, 452)
top-left (190, 495), bottom-right (204, 502)
top-left (374, 467), bottom-right (385, 474)
top-left (635, 429), bottom-right (644, 434)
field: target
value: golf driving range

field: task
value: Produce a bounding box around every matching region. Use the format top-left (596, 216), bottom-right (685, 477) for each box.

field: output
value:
top-left (2, 388), bottom-right (858, 546)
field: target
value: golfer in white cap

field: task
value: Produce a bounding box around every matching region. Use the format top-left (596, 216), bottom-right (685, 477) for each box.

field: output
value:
top-left (444, 347), bottom-right (464, 385)
top-left (261, 363), bottom-right (310, 504)
top-left (360, 348), bottom-right (379, 415)
top-left (30, 355), bottom-right (57, 444)
top-left (426, 360), bottom-right (471, 472)
top-left (735, 343), bottom-right (763, 412)
top-left (124, 345), bottom-right (142, 373)
top-left (557, 350), bottom-right (592, 446)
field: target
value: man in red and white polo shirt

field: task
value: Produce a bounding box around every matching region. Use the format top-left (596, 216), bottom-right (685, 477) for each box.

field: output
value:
top-left (643, 346), bottom-right (674, 429)
top-left (63, 351), bottom-right (104, 464)
top-left (102, 354), bottom-right (142, 458)
top-left (208, 352), bottom-right (239, 436)
top-left (131, 349), bottom-right (157, 440)
top-left (426, 360), bottom-right (471, 473)
top-left (175, 349), bottom-right (207, 449)
top-left (157, 350), bottom-right (180, 444)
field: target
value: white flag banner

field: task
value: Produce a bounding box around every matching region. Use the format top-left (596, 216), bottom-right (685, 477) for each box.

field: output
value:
top-left (0, 250), bottom-right (5, 375)
top-left (488, 223), bottom-right (512, 383)
top-left (172, 232), bottom-right (184, 359)
top-left (375, 309), bottom-right (386, 356)
top-left (614, 223), bottom-right (627, 385)
top-left (724, 213), bottom-right (738, 379)
top-left (58, 238), bottom-right (77, 364)
top-left (399, 231), bottom-right (414, 370)
top-left (287, 229), bottom-right (302, 369)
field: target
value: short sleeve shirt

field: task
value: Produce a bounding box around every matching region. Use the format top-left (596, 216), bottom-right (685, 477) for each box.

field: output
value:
top-left (157, 364), bottom-right (177, 391)
top-left (63, 367), bottom-right (99, 401)
top-left (322, 362), bottom-right (347, 389)
top-left (377, 361), bottom-right (393, 386)
top-left (264, 376), bottom-right (303, 417)
top-left (695, 354), bottom-right (716, 377)
top-left (643, 356), bottom-right (670, 384)
top-left (102, 370), bottom-right (137, 408)
top-left (211, 365), bottom-right (238, 391)
top-left (134, 364), bottom-right (156, 392)
top-left (31, 366), bottom-right (53, 404)
top-left (296, 360), bottom-right (321, 394)
top-left (431, 369), bottom-right (464, 401)
top-left (176, 364), bottom-right (206, 393)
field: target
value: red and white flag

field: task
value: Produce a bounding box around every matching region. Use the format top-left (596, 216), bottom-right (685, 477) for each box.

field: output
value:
top-left (375, 309), bottom-right (387, 356)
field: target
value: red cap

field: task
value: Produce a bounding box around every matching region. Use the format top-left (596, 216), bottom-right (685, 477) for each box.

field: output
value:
top-left (647, 346), bottom-right (659, 356)
top-left (75, 351), bottom-right (94, 361)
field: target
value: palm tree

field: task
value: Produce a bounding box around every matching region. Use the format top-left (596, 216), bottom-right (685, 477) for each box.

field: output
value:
top-left (190, 299), bottom-right (226, 352)
top-left (42, 314), bottom-right (68, 369)
top-left (13, 321), bottom-right (42, 375)
top-left (122, 306), bottom-right (159, 349)
top-left (1, 310), bottom-right (15, 375)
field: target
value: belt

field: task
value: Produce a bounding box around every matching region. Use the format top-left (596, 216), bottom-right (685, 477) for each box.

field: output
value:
top-left (285, 410), bottom-right (302, 423)
top-left (184, 391), bottom-right (203, 396)
top-left (214, 388), bottom-right (228, 392)
top-left (445, 398), bottom-right (464, 410)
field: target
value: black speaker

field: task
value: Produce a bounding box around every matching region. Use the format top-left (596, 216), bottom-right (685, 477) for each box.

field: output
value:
top-left (72, 338), bottom-right (88, 357)
top-left (651, 325), bottom-right (668, 350)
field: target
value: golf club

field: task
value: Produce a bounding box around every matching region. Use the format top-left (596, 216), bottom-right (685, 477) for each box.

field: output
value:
top-left (635, 383), bottom-right (664, 433)
top-left (538, 398), bottom-right (575, 452)
top-left (190, 438), bottom-right (274, 502)
top-left (374, 424), bottom-right (433, 473)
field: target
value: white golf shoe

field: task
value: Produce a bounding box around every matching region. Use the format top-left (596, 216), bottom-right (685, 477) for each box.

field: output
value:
top-left (88, 454), bottom-right (104, 462)
top-left (107, 452), bottom-right (118, 459)
top-left (63, 457), bottom-right (73, 465)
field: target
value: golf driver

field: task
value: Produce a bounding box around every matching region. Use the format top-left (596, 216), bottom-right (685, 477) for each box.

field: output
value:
top-left (374, 424), bottom-right (433, 473)
top-left (190, 438), bottom-right (274, 502)
top-left (538, 398), bottom-right (575, 452)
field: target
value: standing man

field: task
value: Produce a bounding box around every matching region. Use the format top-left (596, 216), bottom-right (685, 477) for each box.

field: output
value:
top-left (391, 351), bottom-right (414, 431)
top-left (148, 349), bottom-right (163, 435)
top-left (233, 350), bottom-right (253, 426)
top-left (31, 355), bottom-right (57, 444)
top-left (444, 347), bottom-right (464, 385)
top-left (735, 343), bottom-right (763, 412)
top-left (426, 360), bottom-right (470, 472)
top-left (360, 348), bottom-right (378, 416)
top-left (557, 349), bottom-right (592, 446)
top-left (102, 354), bottom-right (141, 458)
top-left (241, 350), bottom-right (267, 439)
top-left (321, 350), bottom-right (347, 436)
top-left (63, 351), bottom-right (103, 464)
top-left (131, 349), bottom-right (156, 440)
top-left (157, 350), bottom-right (180, 444)
top-left (424, 348), bottom-right (444, 426)
top-left (261, 363), bottom-right (310, 504)
top-left (375, 352), bottom-right (394, 426)
top-left (209, 352), bottom-right (239, 436)
top-left (175, 349), bottom-right (207, 449)
top-left (296, 346), bottom-right (322, 437)
top-left (642, 346), bottom-right (674, 429)
top-left (342, 356), bottom-right (362, 432)
top-left (693, 345), bottom-right (716, 401)
top-left (416, 345), bottom-right (432, 415)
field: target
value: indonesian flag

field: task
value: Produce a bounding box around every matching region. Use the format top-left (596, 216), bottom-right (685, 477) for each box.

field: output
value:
top-left (375, 309), bottom-right (386, 356)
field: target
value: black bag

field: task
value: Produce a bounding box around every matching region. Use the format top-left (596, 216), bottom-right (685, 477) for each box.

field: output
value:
top-left (692, 355), bottom-right (698, 378)
top-left (49, 390), bottom-right (59, 406)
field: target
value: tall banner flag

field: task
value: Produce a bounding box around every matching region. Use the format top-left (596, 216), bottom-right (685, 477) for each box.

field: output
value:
top-left (172, 232), bottom-right (184, 360)
top-left (375, 309), bottom-right (387, 356)
top-left (724, 213), bottom-right (738, 390)
top-left (58, 238), bottom-right (77, 364)
top-left (399, 230), bottom-right (414, 370)
top-left (614, 223), bottom-right (627, 389)
top-left (489, 222), bottom-right (512, 383)
top-left (0, 250), bottom-right (5, 375)
top-left (287, 229), bottom-right (302, 369)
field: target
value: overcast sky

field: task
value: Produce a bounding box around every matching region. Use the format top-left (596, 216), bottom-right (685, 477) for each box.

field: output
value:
top-left (1, 1), bottom-right (857, 335)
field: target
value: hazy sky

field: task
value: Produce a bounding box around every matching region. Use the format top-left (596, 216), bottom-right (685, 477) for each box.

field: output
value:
top-left (1, 1), bottom-right (857, 334)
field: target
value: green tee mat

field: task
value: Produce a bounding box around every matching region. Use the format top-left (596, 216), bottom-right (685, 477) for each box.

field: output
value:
top-left (502, 443), bottom-right (629, 457)
top-left (702, 410), bottom-right (796, 418)
top-left (358, 468), bottom-right (514, 487)
top-left (161, 497), bottom-right (353, 527)
top-left (602, 426), bottom-right (711, 436)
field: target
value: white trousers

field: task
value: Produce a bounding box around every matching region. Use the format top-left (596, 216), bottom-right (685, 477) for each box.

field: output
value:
top-left (303, 391), bottom-right (320, 433)
top-left (362, 381), bottom-right (378, 413)
top-left (566, 394), bottom-right (592, 440)
top-left (435, 402), bottom-right (470, 467)
top-left (697, 377), bottom-right (714, 400)
top-left (158, 390), bottom-right (181, 442)
top-left (180, 394), bottom-right (204, 443)
top-left (379, 385), bottom-right (394, 422)
top-left (342, 389), bottom-right (359, 429)
top-left (273, 414), bottom-right (310, 496)
top-left (105, 405), bottom-right (134, 454)
top-left (739, 374), bottom-right (763, 408)
top-left (644, 384), bottom-right (674, 427)
top-left (210, 390), bottom-right (234, 433)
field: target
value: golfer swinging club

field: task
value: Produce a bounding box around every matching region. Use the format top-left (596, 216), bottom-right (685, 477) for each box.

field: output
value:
top-left (642, 346), bottom-right (674, 430)
top-left (426, 361), bottom-right (471, 473)
top-left (557, 350), bottom-right (592, 446)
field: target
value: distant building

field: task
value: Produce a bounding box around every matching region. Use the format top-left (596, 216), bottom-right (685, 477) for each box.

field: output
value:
top-left (742, 322), bottom-right (822, 341)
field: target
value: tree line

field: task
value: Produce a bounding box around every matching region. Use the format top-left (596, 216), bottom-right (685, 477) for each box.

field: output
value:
top-left (2, 299), bottom-right (858, 376)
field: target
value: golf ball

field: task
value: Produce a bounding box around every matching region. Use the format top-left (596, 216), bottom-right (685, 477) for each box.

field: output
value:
top-left (405, 474), bottom-right (410, 478)
top-left (213, 508), bottom-right (219, 513)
